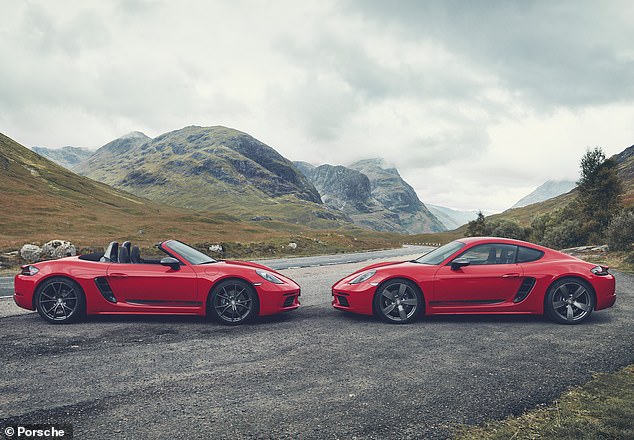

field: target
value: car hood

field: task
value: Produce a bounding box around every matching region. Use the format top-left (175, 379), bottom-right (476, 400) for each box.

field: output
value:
top-left (216, 260), bottom-right (291, 278)
top-left (336, 260), bottom-right (436, 284)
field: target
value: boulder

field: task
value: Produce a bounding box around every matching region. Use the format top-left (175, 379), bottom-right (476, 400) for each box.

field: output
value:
top-left (288, 242), bottom-right (297, 250)
top-left (20, 244), bottom-right (42, 262)
top-left (41, 240), bottom-right (76, 259)
top-left (208, 244), bottom-right (224, 254)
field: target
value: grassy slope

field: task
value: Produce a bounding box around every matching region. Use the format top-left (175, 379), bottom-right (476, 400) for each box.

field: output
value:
top-left (0, 132), bottom-right (402, 255)
top-left (455, 365), bottom-right (634, 439)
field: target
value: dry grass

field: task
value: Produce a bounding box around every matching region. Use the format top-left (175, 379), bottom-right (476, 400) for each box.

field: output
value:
top-left (455, 365), bottom-right (634, 439)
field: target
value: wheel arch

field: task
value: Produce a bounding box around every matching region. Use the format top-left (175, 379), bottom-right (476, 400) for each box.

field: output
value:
top-left (32, 274), bottom-right (87, 310)
top-left (371, 276), bottom-right (426, 315)
top-left (544, 275), bottom-right (597, 312)
top-left (205, 276), bottom-right (261, 316)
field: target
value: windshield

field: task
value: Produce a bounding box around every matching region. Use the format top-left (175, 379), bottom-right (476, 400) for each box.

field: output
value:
top-left (414, 241), bottom-right (465, 265)
top-left (163, 240), bottom-right (216, 265)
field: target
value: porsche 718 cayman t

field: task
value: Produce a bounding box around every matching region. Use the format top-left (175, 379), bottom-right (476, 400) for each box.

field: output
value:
top-left (332, 237), bottom-right (616, 324)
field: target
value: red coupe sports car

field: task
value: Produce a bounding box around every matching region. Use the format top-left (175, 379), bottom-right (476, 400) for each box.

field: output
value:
top-left (14, 239), bottom-right (301, 325)
top-left (332, 237), bottom-right (616, 324)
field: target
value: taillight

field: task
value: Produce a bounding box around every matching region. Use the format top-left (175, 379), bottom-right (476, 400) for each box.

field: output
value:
top-left (591, 265), bottom-right (610, 276)
top-left (20, 265), bottom-right (40, 276)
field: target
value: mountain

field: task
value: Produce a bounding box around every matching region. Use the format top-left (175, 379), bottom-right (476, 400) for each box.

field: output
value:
top-left (426, 204), bottom-right (481, 230)
top-left (614, 144), bottom-right (634, 206)
top-left (31, 146), bottom-right (94, 169)
top-left (348, 159), bottom-right (445, 233)
top-left (296, 159), bottom-right (445, 233)
top-left (0, 132), bottom-right (283, 250)
top-left (76, 126), bottom-right (345, 226)
top-left (511, 180), bottom-right (576, 209)
top-left (75, 131), bottom-right (152, 172)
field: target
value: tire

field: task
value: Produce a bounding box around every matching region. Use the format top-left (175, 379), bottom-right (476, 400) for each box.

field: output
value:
top-left (545, 277), bottom-right (595, 325)
top-left (373, 279), bottom-right (423, 324)
top-left (208, 279), bottom-right (258, 325)
top-left (35, 277), bottom-right (86, 324)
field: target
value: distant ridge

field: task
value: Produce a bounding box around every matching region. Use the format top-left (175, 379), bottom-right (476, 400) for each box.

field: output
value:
top-left (511, 180), bottom-right (576, 209)
top-left (31, 146), bottom-right (94, 170)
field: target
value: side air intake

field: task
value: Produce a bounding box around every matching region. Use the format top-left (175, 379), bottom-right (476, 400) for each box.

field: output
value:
top-left (513, 277), bottom-right (536, 303)
top-left (95, 277), bottom-right (117, 303)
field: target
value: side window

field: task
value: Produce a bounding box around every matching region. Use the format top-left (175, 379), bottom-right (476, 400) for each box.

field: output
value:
top-left (457, 244), bottom-right (518, 265)
top-left (516, 246), bottom-right (544, 263)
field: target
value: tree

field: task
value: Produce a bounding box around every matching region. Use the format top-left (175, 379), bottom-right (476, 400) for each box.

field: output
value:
top-left (577, 147), bottom-right (623, 237)
top-left (466, 211), bottom-right (487, 236)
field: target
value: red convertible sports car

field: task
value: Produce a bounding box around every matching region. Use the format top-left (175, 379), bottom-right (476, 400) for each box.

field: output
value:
top-left (332, 237), bottom-right (616, 324)
top-left (14, 239), bottom-right (300, 325)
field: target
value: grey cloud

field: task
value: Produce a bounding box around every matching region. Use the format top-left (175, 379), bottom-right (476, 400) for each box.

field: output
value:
top-left (276, 34), bottom-right (485, 103)
top-left (270, 73), bottom-right (360, 141)
top-left (344, 0), bottom-right (634, 109)
top-left (20, 5), bottom-right (109, 56)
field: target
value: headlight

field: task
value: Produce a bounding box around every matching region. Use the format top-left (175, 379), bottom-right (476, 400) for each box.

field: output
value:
top-left (349, 269), bottom-right (377, 284)
top-left (20, 265), bottom-right (39, 276)
top-left (591, 265), bottom-right (610, 276)
top-left (256, 269), bottom-right (284, 284)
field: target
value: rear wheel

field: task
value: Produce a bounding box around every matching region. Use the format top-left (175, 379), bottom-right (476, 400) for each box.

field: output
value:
top-left (208, 279), bottom-right (258, 325)
top-left (373, 279), bottom-right (422, 324)
top-left (545, 278), bottom-right (594, 324)
top-left (35, 277), bottom-right (85, 324)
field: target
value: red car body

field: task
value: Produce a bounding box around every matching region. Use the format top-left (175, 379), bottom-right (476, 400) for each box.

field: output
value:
top-left (332, 237), bottom-right (616, 324)
top-left (14, 239), bottom-right (300, 324)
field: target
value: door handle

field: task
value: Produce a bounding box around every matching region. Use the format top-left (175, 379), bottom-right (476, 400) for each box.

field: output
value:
top-left (501, 273), bottom-right (520, 278)
top-left (109, 273), bottom-right (128, 278)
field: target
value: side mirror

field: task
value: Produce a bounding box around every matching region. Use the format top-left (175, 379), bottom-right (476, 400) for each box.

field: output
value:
top-left (160, 257), bottom-right (181, 270)
top-left (451, 258), bottom-right (470, 271)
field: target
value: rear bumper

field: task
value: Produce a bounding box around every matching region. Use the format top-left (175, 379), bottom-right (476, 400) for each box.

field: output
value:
top-left (594, 274), bottom-right (616, 311)
top-left (13, 275), bottom-right (37, 311)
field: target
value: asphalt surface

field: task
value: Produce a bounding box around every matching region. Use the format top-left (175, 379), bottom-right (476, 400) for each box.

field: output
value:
top-left (0, 246), bottom-right (432, 298)
top-left (0, 256), bottom-right (632, 439)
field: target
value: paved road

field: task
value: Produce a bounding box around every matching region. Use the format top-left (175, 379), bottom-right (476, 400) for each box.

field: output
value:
top-left (0, 246), bottom-right (432, 298)
top-left (0, 259), bottom-right (631, 439)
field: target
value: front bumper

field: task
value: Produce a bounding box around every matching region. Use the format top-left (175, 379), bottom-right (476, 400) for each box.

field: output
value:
top-left (331, 280), bottom-right (376, 316)
top-left (256, 282), bottom-right (301, 316)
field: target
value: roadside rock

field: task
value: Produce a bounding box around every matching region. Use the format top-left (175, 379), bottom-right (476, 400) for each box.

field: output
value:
top-left (288, 242), bottom-right (298, 250)
top-left (41, 240), bottom-right (76, 259)
top-left (208, 244), bottom-right (224, 254)
top-left (20, 244), bottom-right (42, 262)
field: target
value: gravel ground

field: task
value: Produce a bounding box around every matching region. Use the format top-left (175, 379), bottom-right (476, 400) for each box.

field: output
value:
top-left (0, 258), bottom-right (631, 440)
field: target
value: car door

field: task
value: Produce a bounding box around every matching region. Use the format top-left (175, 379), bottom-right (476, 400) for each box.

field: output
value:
top-left (107, 261), bottom-right (198, 307)
top-left (433, 243), bottom-right (524, 306)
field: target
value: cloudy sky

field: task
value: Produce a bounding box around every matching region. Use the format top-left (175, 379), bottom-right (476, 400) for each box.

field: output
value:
top-left (1, 0), bottom-right (633, 212)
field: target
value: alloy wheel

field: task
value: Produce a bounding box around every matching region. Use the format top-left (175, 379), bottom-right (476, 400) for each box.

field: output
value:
top-left (378, 282), bottom-right (419, 322)
top-left (213, 283), bottom-right (253, 323)
top-left (38, 281), bottom-right (79, 322)
top-left (551, 281), bottom-right (592, 323)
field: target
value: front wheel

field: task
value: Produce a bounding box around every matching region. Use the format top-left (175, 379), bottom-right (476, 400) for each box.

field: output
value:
top-left (35, 277), bottom-right (85, 324)
top-left (208, 280), bottom-right (258, 325)
top-left (373, 279), bottom-right (423, 324)
top-left (545, 278), bottom-right (595, 325)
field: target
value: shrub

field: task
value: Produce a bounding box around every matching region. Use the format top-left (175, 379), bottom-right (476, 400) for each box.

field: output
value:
top-left (606, 210), bottom-right (634, 251)
top-left (489, 220), bottom-right (529, 240)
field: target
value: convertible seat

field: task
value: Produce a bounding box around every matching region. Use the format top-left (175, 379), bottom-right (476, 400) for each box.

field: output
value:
top-left (118, 246), bottom-right (131, 263)
top-left (130, 245), bottom-right (141, 264)
top-left (100, 241), bottom-right (119, 263)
